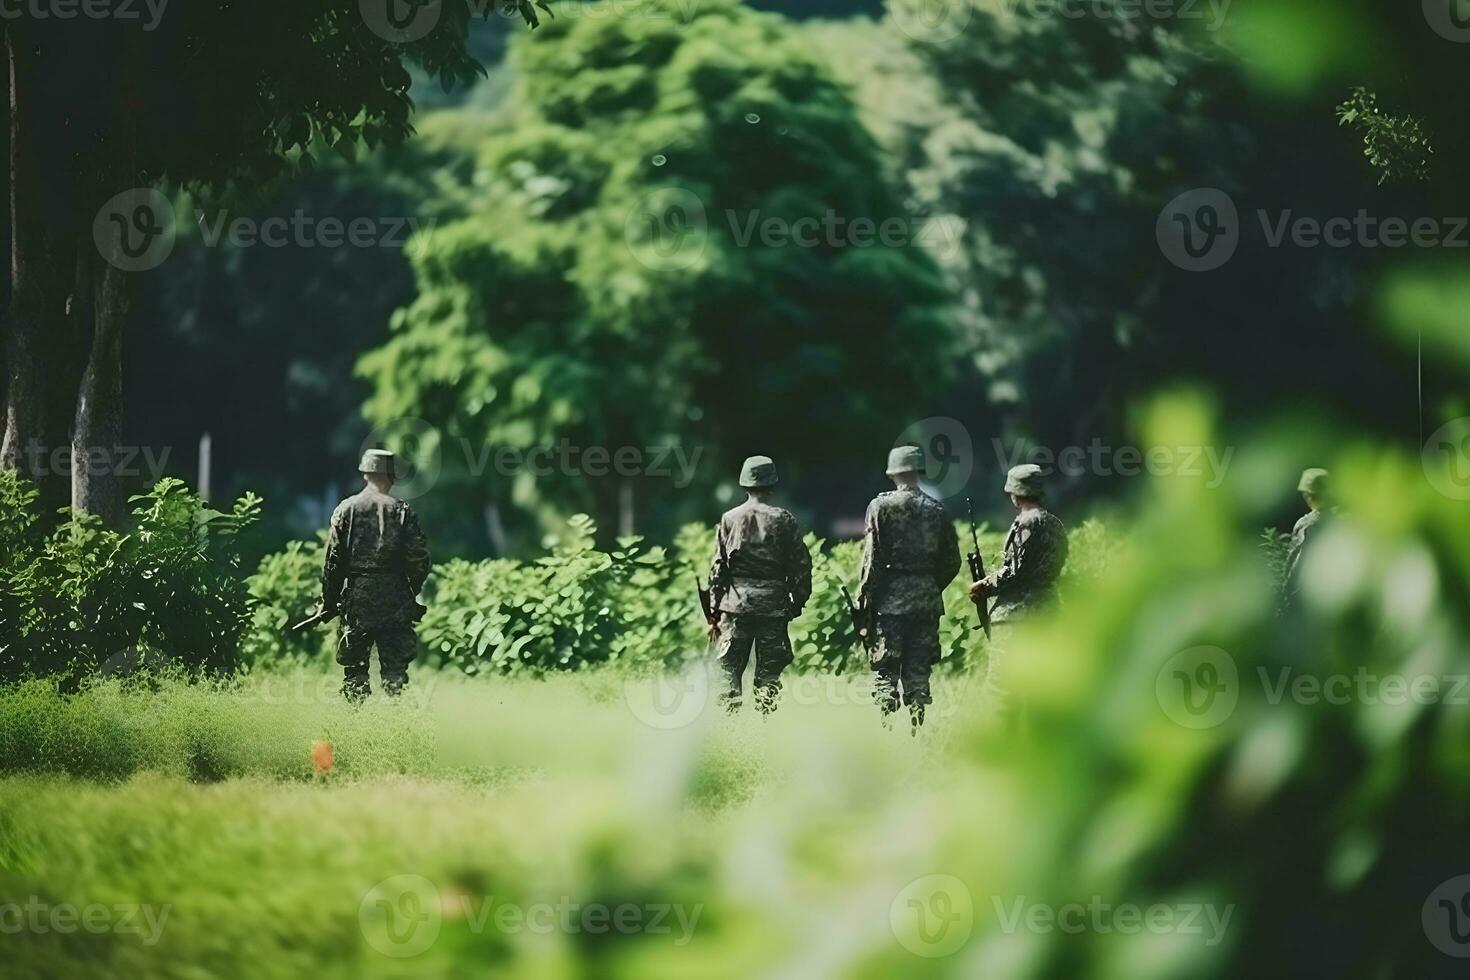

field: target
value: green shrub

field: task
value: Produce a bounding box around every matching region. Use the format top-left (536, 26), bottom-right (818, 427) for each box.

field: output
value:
top-left (0, 474), bottom-right (261, 680)
top-left (242, 534), bottom-right (334, 666)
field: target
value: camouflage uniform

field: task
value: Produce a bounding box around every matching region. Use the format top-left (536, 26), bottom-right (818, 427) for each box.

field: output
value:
top-left (979, 464), bottom-right (1068, 727)
top-left (709, 456), bottom-right (812, 714)
top-left (858, 447), bottom-right (961, 720)
top-left (1283, 468), bottom-right (1330, 598)
top-left (986, 514), bottom-right (1069, 623)
top-left (321, 451), bottom-right (431, 701)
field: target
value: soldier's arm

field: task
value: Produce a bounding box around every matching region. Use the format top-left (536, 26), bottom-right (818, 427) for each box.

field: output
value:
top-left (857, 501), bottom-right (878, 603)
top-left (320, 508), bottom-right (348, 612)
top-left (988, 526), bottom-right (1030, 591)
top-left (708, 519), bottom-right (726, 586)
top-left (935, 515), bottom-right (961, 588)
top-left (401, 505), bottom-right (431, 595)
top-left (787, 517), bottom-right (813, 614)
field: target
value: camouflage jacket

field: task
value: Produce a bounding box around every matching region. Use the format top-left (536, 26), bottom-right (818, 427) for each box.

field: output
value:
top-left (858, 486), bottom-right (961, 617)
top-left (987, 507), bottom-right (1068, 622)
top-left (1283, 508), bottom-right (1327, 596)
top-left (709, 498), bottom-right (812, 618)
top-left (321, 487), bottom-right (431, 629)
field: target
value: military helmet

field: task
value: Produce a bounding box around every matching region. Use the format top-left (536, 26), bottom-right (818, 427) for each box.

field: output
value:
top-left (886, 445), bottom-right (926, 476)
top-left (739, 455), bottom-right (779, 488)
top-left (1298, 467), bottom-right (1329, 497)
top-left (1004, 463), bottom-right (1046, 499)
top-left (359, 449), bottom-right (396, 477)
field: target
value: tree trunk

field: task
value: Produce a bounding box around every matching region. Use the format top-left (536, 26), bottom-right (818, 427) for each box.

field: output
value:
top-left (70, 28), bottom-right (141, 524)
top-left (1, 26), bottom-right (82, 515)
top-left (72, 252), bottom-right (128, 522)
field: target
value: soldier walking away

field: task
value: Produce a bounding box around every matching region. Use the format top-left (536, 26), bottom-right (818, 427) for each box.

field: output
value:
top-left (969, 464), bottom-right (1069, 623)
top-left (858, 445), bottom-right (961, 732)
top-left (707, 455), bottom-right (812, 715)
top-left (968, 463), bottom-right (1068, 728)
top-left (1283, 467), bottom-right (1332, 599)
top-left (319, 450), bottom-right (431, 702)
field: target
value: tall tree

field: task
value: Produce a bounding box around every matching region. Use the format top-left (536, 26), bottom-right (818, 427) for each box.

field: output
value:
top-left (0, 2), bottom-right (547, 519)
top-left (358, 0), bottom-right (957, 551)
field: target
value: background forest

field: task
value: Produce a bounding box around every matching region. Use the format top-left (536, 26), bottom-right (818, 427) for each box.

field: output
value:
top-left (106, 0), bottom-right (1441, 561)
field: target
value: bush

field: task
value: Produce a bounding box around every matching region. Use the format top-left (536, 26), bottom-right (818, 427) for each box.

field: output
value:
top-left (0, 474), bottom-right (261, 680)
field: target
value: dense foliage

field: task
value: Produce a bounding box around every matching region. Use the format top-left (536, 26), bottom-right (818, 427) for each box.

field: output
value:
top-left (0, 474), bottom-right (260, 680)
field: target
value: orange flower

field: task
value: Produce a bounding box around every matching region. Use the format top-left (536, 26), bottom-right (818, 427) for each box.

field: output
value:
top-left (311, 740), bottom-right (334, 774)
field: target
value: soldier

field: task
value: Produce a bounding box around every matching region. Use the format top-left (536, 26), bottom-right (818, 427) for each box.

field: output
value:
top-left (707, 455), bottom-right (812, 714)
top-left (968, 463), bottom-right (1068, 729)
top-left (968, 463), bottom-right (1069, 623)
top-left (1283, 467), bottom-right (1331, 598)
top-left (858, 445), bottom-right (961, 731)
top-left (319, 449), bottom-right (431, 702)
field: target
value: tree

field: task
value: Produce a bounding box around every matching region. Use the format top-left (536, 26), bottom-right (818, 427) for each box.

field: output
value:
top-left (0, 2), bottom-right (546, 520)
top-left (359, 0), bottom-right (956, 551)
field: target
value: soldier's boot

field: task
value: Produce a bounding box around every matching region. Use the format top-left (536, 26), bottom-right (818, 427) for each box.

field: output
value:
top-left (382, 672), bottom-right (408, 698)
top-left (753, 683), bottom-right (780, 717)
top-left (909, 703), bottom-right (926, 734)
top-left (719, 690), bottom-right (743, 715)
top-left (342, 670), bottom-right (371, 704)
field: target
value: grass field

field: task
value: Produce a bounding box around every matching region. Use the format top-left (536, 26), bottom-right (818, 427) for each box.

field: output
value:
top-left (0, 665), bottom-right (1038, 979)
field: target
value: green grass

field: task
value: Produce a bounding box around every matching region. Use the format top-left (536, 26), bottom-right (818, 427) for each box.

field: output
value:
top-left (0, 666), bottom-right (1004, 979)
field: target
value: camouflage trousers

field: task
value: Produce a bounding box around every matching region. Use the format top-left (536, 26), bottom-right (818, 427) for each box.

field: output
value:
top-left (337, 620), bottom-right (417, 702)
top-left (870, 613), bottom-right (939, 714)
top-left (715, 613), bottom-right (793, 714)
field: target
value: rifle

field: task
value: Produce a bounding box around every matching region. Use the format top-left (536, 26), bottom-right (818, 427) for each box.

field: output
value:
top-left (965, 497), bottom-right (993, 640)
top-left (704, 527), bottom-right (734, 640)
top-left (839, 583), bottom-right (875, 657)
top-left (290, 607), bottom-right (338, 633)
top-left (693, 569), bottom-right (717, 640)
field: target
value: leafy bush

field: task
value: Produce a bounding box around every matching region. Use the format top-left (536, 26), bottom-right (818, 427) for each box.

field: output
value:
top-left (242, 534), bottom-right (334, 666)
top-left (0, 474), bottom-right (261, 680)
